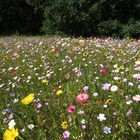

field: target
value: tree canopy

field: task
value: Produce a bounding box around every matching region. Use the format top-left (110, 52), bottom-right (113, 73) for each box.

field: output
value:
top-left (0, 0), bottom-right (140, 37)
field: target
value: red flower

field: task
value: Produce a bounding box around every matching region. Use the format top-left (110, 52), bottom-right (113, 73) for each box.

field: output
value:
top-left (101, 68), bottom-right (107, 75)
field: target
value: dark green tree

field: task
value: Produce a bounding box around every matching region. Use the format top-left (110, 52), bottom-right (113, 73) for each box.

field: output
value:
top-left (0, 0), bottom-right (42, 34)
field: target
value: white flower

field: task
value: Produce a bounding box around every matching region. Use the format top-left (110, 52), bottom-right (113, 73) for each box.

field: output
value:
top-left (103, 104), bottom-right (108, 108)
top-left (113, 64), bottom-right (118, 68)
top-left (83, 86), bottom-right (89, 91)
top-left (110, 85), bottom-right (118, 92)
top-left (27, 76), bottom-right (32, 79)
top-left (128, 82), bottom-right (133, 86)
top-left (93, 92), bottom-right (98, 97)
top-left (81, 119), bottom-right (86, 124)
top-left (27, 124), bottom-right (34, 130)
top-left (13, 99), bottom-right (19, 103)
top-left (97, 113), bottom-right (106, 121)
top-left (113, 76), bottom-right (120, 81)
top-left (78, 110), bottom-right (84, 114)
top-left (8, 119), bottom-right (16, 129)
top-left (21, 128), bottom-right (25, 132)
top-left (126, 100), bottom-right (133, 105)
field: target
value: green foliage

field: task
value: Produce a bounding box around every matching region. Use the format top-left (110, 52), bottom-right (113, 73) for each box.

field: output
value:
top-left (122, 20), bottom-right (140, 38)
top-left (41, 0), bottom-right (140, 38)
top-left (0, 0), bottom-right (140, 37)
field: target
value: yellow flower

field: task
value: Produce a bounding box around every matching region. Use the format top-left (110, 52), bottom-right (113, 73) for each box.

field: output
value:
top-left (116, 65), bottom-right (124, 72)
top-left (50, 48), bottom-right (55, 52)
top-left (118, 49), bottom-right (123, 53)
top-left (42, 79), bottom-right (49, 85)
top-left (117, 79), bottom-right (123, 84)
top-left (105, 98), bottom-right (112, 105)
top-left (41, 56), bottom-right (45, 59)
top-left (3, 127), bottom-right (19, 140)
top-left (137, 51), bottom-right (140, 55)
top-left (21, 93), bottom-right (34, 105)
top-left (56, 90), bottom-right (63, 95)
top-left (2, 56), bottom-right (9, 61)
top-left (79, 39), bottom-right (85, 44)
top-left (82, 51), bottom-right (88, 57)
top-left (61, 121), bottom-right (68, 129)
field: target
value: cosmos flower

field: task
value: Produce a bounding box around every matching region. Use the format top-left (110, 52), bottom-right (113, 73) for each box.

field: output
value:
top-left (110, 85), bottom-right (118, 92)
top-left (35, 102), bottom-right (42, 109)
top-left (12, 51), bottom-right (18, 57)
top-left (102, 83), bottom-right (111, 91)
top-left (132, 95), bottom-right (140, 102)
top-left (8, 120), bottom-right (16, 130)
top-left (27, 124), bottom-right (34, 130)
top-left (97, 113), bottom-right (106, 121)
top-left (126, 109), bottom-right (133, 115)
top-left (76, 92), bottom-right (89, 104)
top-left (82, 125), bottom-right (86, 129)
top-left (21, 93), bottom-right (35, 105)
top-left (67, 104), bottom-right (76, 113)
top-left (3, 127), bottom-right (19, 140)
top-left (63, 131), bottom-right (70, 139)
top-left (133, 74), bottom-right (140, 80)
top-left (135, 66), bottom-right (140, 71)
top-left (135, 60), bottom-right (140, 66)
top-left (83, 86), bottom-right (89, 91)
top-left (103, 127), bottom-right (111, 134)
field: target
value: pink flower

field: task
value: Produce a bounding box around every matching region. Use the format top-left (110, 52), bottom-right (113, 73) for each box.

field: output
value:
top-left (12, 51), bottom-right (18, 57)
top-left (132, 95), bottom-right (140, 102)
top-left (67, 104), bottom-right (76, 113)
top-left (133, 74), bottom-right (140, 80)
top-left (102, 83), bottom-right (111, 91)
top-left (8, 66), bottom-right (18, 73)
top-left (63, 131), bottom-right (70, 139)
top-left (71, 47), bottom-right (78, 52)
top-left (135, 66), bottom-right (140, 71)
top-left (35, 102), bottom-right (42, 109)
top-left (76, 93), bottom-right (89, 104)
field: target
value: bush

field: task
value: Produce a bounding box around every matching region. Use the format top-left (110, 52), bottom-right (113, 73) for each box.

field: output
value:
top-left (41, 0), bottom-right (140, 38)
top-left (122, 20), bottom-right (140, 38)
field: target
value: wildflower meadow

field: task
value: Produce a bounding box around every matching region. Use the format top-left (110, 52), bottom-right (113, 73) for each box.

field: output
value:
top-left (0, 36), bottom-right (140, 140)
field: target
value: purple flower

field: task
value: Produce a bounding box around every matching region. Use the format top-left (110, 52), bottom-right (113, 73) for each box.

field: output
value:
top-left (8, 114), bottom-right (13, 119)
top-left (127, 109), bottom-right (133, 115)
top-left (103, 127), bottom-right (111, 134)
top-left (123, 78), bottom-right (127, 82)
top-left (63, 131), bottom-right (70, 139)
top-left (102, 83), bottom-right (111, 91)
top-left (82, 125), bottom-right (86, 129)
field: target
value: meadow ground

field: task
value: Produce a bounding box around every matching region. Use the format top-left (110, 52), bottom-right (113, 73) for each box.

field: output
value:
top-left (0, 36), bottom-right (140, 140)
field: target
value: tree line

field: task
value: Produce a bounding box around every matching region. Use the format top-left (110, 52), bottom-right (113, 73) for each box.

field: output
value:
top-left (0, 0), bottom-right (140, 38)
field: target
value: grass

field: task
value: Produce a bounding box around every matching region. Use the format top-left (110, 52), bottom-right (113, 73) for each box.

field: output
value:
top-left (0, 36), bottom-right (140, 140)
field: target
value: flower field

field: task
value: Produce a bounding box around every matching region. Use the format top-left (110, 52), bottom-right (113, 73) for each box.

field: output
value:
top-left (0, 36), bottom-right (140, 140)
